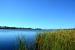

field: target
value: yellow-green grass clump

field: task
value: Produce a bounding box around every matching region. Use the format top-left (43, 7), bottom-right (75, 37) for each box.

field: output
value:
top-left (35, 30), bottom-right (75, 50)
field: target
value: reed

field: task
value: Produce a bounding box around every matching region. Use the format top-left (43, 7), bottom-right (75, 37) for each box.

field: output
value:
top-left (35, 30), bottom-right (75, 50)
top-left (17, 35), bottom-right (27, 50)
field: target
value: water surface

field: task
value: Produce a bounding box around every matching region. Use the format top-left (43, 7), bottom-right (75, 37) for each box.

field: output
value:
top-left (0, 29), bottom-right (52, 50)
top-left (0, 29), bottom-right (41, 50)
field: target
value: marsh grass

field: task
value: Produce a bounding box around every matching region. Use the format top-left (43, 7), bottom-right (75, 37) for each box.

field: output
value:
top-left (15, 30), bottom-right (75, 50)
top-left (17, 35), bottom-right (28, 50)
top-left (35, 30), bottom-right (75, 50)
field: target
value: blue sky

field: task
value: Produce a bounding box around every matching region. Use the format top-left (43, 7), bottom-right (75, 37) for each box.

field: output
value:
top-left (0, 0), bottom-right (75, 29)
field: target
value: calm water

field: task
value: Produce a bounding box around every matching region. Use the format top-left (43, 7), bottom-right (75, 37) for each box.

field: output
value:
top-left (0, 29), bottom-right (53, 50)
top-left (0, 29), bottom-right (43, 50)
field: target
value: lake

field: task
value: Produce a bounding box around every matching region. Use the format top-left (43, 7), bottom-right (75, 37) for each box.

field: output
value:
top-left (0, 29), bottom-right (37, 50)
top-left (0, 29), bottom-right (52, 50)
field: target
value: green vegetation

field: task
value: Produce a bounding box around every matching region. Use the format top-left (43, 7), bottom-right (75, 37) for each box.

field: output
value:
top-left (35, 30), bottom-right (75, 50)
top-left (0, 26), bottom-right (32, 29)
top-left (16, 30), bottom-right (75, 50)
top-left (17, 35), bottom-right (27, 50)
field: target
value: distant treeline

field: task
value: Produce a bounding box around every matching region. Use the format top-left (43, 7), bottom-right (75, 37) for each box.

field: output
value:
top-left (0, 26), bottom-right (74, 30)
top-left (0, 26), bottom-right (32, 29)
top-left (0, 26), bottom-right (42, 30)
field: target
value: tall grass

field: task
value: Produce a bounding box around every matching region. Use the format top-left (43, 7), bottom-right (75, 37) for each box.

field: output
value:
top-left (35, 30), bottom-right (75, 50)
top-left (17, 35), bottom-right (27, 50)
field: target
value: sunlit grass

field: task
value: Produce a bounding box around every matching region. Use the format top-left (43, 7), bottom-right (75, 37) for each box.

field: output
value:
top-left (35, 30), bottom-right (75, 50)
top-left (15, 30), bottom-right (75, 50)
